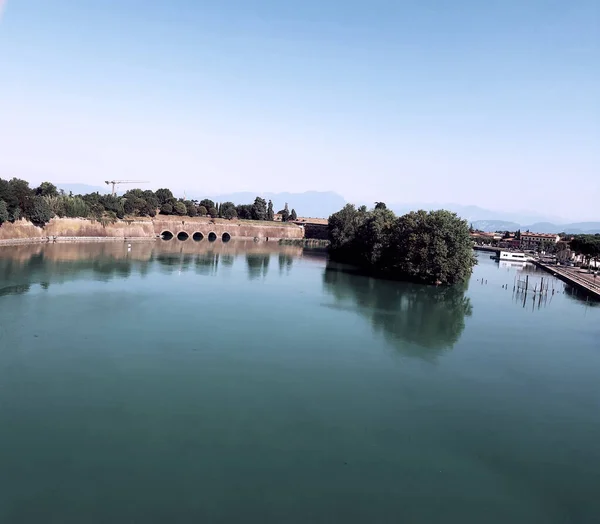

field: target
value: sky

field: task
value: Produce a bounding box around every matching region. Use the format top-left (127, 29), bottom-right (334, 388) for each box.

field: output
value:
top-left (0, 0), bottom-right (598, 220)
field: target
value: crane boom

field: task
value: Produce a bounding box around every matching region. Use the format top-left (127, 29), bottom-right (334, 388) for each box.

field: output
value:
top-left (105, 180), bottom-right (149, 196)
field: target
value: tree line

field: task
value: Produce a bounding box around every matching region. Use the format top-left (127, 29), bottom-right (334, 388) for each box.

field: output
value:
top-left (0, 178), bottom-right (298, 227)
top-left (570, 235), bottom-right (600, 267)
top-left (328, 202), bottom-right (477, 285)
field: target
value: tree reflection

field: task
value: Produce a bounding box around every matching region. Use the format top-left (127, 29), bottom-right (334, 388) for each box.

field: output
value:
top-left (278, 253), bottom-right (293, 275)
top-left (194, 252), bottom-right (219, 275)
top-left (0, 284), bottom-right (31, 297)
top-left (323, 263), bottom-right (472, 358)
top-left (246, 254), bottom-right (270, 280)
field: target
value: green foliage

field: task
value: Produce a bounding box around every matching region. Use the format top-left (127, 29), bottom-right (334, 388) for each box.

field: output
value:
top-left (220, 201), bottom-right (237, 219)
top-left (43, 195), bottom-right (64, 217)
top-left (173, 201), bottom-right (187, 216)
top-left (200, 199), bottom-right (215, 211)
top-left (0, 178), bottom-right (302, 226)
top-left (290, 208), bottom-right (297, 221)
top-left (36, 182), bottom-right (59, 197)
top-left (155, 188), bottom-right (174, 205)
top-left (571, 235), bottom-right (600, 265)
top-left (251, 197), bottom-right (267, 220)
top-left (186, 202), bottom-right (198, 217)
top-left (9, 178), bottom-right (33, 211)
top-left (374, 202), bottom-right (387, 210)
top-left (63, 196), bottom-right (91, 218)
top-left (25, 195), bottom-right (53, 226)
top-left (0, 200), bottom-right (8, 224)
top-left (267, 200), bottom-right (274, 221)
top-left (328, 205), bottom-right (476, 285)
top-left (236, 204), bottom-right (252, 220)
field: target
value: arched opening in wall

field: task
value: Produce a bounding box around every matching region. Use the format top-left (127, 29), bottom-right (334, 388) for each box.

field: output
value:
top-left (161, 231), bottom-right (173, 240)
top-left (222, 232), bottom-right (231, 243)
top-left (177, 231), bottom-right (189, 241)
top-left (192, 232), bottom-right (204, 242)
top-left (208, 232), bottom-right (217, 242)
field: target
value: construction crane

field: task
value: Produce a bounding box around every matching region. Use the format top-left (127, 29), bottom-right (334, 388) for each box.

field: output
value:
top-left (105, 180), bottom-right (149, 196)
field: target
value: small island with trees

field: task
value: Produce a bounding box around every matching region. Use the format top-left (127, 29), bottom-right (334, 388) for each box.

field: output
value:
top-left (328, 202), bottom-right (477, 286)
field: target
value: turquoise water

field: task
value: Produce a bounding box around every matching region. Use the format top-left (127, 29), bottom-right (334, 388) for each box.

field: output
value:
top-left (1, 242), bottom-right (599, 523)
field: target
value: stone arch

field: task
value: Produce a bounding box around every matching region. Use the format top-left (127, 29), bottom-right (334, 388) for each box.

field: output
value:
top-left (161, 231), bottom-right (174, 240)
top-left (177, 231), bottom-right (189, 241)
top-left (192, 232), bottom-right (204, 242)
top-left (222, 232), bottom-right (231, 243)
top-left (208, 232), bottom-right (217, 242)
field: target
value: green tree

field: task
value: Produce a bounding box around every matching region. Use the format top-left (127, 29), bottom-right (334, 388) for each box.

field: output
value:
top-left (173, 201), bottom-right (187, 216)
top-left (278, 203), bottom-right (290, 222)
top-left (328, 205), bottom-right (476, 285)
top-left (186, 202), bottom-right (198, 217)
top-left (220, 202), bottom-right (237, 219)
top-left (385, 210), bottom-right (476, 284)
top-left (25, 196), bottom-right (53, 226)
top-left (236, 204), bottom-right (252, 220)
top-left (155, 188), bottom-right (174, 205)
top-left (267, 200), bottom-right (274, 221)
top-left (197, 205), bottom-right (208, 216)
top-left (571, 235), bottom-right (600, 268)
top-left (374, 202), bottom-right (387, 210)
top-left (36, 182), bottom-right (59, 197)
top-left (200, 199), bottom-right (215, 211)
top-left (9, 178), bottom-right (33, 212)
top-left (251, 197), bottom-right (267, 220)
top-left (290, 208), bottom-right (297, 221)
top-left (208, 206), bottom-right (218, 217)
top-left (64, 196), bottom-right (91, 218)
top-left (0, 200), bottom-right (8, 225)
top-left (160, 203), bottom-right (173, 215)
top-left (42, 195), bottom-right (65, 218)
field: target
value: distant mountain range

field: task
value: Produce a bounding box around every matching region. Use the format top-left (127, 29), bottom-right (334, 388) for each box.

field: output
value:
top-left (56, 184), bottom-right (599, 233)
top-left (471, 220), bottom-right (600, 235)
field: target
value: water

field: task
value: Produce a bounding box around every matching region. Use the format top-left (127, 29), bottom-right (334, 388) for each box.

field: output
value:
top-left (1, 242), bottom-right (599, 523)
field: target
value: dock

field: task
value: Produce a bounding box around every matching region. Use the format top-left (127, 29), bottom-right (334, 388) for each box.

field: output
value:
top-left (533, 261), bottom-right (600, 300)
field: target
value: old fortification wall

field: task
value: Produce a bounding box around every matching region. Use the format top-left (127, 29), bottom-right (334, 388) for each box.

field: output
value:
top-left (0, 217), bottom-right (304, 244)
top-left (152, 217), bottom-right (303, 240)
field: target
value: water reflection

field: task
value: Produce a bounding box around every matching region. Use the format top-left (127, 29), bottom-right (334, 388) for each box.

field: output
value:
top-left (322, 263), bottom-right (473, 358)
top-left (278, 253), bottom-right (294, 275)
top-left (0, 242), bottom-right (304, 294)
top-left (246, 254), bottom-right (270, 280)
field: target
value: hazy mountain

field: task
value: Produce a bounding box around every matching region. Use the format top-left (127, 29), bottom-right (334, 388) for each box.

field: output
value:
top-left (523, 222), bottom-right (600, 234)
top-left (384, 202), bottom-right (562, 225)
top-left (470, 220), bottom-right (521, 233)
top-left (472, 220), bottom-right (600, 234)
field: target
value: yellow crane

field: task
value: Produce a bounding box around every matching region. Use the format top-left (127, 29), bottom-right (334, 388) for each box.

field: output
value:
top-left (105, 180), bottom-right (149, 196)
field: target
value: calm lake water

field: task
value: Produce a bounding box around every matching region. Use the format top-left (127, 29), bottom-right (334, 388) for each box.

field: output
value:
top-left (1, 242), bottom-right (599, 523)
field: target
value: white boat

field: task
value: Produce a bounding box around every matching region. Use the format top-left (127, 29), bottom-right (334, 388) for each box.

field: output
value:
top-left (498, 251), bottom-right (529, 262)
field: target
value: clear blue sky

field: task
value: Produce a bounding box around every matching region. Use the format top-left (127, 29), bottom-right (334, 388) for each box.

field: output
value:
top-left (0, 0), bottom-right (598, 220)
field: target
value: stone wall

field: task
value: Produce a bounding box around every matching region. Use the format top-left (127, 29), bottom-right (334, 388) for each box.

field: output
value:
top-left (152, 217), bottom-right (303, 240)
top-left (0, 217), bottom-right (304, 245)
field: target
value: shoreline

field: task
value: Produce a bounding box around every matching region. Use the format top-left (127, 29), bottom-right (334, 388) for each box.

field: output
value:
top-left (0, 236), bottom-right (159, 247)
